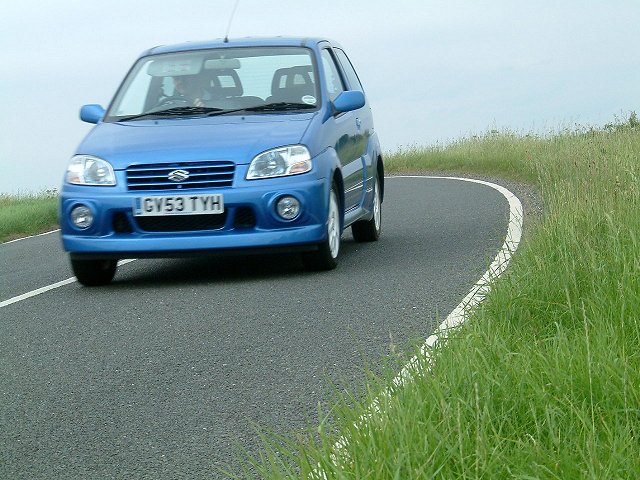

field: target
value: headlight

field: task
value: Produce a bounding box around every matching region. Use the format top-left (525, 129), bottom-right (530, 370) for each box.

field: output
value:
top-left (246, 145), bottom-right (312, 180)
top-left (66, 155), bottom-right (116, 186)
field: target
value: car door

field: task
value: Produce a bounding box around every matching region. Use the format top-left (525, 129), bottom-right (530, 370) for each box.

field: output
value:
top-left (333, 47), bottom-right (375, 194)
top-left (320, 48), bottom-right (365, 213)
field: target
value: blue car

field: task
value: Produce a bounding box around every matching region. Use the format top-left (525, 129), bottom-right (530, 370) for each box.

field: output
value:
top-left (60, 37), bottom-right (383, 286)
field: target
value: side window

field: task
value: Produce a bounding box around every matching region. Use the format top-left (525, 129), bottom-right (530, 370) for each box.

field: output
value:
top-left (320, 49), bottom-right (345, 101)
top-left (334, 48), bottom-right (364, 92)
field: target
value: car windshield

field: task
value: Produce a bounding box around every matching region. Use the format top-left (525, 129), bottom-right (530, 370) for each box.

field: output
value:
top-left (105, 46), bottom-right (318, 121)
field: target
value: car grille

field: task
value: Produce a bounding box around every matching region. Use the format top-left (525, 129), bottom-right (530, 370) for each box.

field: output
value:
top-left (131, 207), bottom-right (257, 233)
top-left (134, 212), bottom-right (228, 232)
top-left (126, 161), bottom-right (235, 191)
top-left (112, 212), bottom-right (133, 233)
top-left (233, 207), bottom-right (256, 229)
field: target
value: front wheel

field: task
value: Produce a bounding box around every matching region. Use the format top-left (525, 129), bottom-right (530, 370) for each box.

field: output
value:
top-left (352, 176), bottom-right (381, 242)
top-left (71, 258), bottom-right (118, 286)
top-left (302, 184), bottom-right (341, 271)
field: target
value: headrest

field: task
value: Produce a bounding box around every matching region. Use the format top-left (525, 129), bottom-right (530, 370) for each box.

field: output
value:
top-left (271, 66), bottom-right (314, 95)
top-left (208, 69), bottom-right (243, 97)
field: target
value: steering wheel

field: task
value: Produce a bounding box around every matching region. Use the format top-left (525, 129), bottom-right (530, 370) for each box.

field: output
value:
top-left (153, 95), bottom-right (192, 109)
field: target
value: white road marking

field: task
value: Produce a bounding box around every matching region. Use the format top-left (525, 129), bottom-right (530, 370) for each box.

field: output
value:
top-left (0, 259), bottom-right (136, 308)
top-left (3, 229), bottom-right (60, 244)
top-left (391, 176), bottom-right (523, 386)
top-left (0, 277), bottom-right (77, 308)
top-left (316, 175), bottom-right (525, 477)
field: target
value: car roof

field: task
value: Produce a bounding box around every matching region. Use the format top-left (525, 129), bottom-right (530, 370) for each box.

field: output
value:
top-left (145, 37), bottom-right (340, 56)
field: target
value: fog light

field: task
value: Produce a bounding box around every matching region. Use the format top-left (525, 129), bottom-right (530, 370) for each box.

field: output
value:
top-left (276, 196), bottom-right (300, 220)
top-left (71, 205), bottom-right (94, 229)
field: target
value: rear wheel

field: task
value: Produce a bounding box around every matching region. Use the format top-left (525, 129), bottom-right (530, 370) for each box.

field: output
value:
top-left (71, 258), bottom-right (118, 286)
top-left (302, 183), bottom-right (341, 271)
top-left (352, 175), bottom-right (381, 242)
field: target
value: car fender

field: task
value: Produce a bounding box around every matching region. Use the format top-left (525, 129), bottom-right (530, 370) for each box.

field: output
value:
top-left (365, 130), bottom-right (384, 202)
top-left (311, 146), bottom-right (345, 233)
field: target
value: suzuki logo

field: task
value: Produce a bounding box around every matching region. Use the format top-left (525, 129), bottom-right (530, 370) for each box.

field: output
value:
top-left (168, 169), bottom-right (189, 182)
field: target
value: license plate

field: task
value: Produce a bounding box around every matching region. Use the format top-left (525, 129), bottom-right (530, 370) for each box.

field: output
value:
top-left (133, 194), bottom-right (224, 216)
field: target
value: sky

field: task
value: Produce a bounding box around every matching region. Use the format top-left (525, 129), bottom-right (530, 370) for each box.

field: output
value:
top-left (1, 1), bottom-right (639, 194)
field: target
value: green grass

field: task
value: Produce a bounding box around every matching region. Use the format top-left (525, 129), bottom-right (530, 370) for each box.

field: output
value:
top-left (230, 114), bottom-right (640, 479)
top-left (0, 191), bottom-right (59, 243)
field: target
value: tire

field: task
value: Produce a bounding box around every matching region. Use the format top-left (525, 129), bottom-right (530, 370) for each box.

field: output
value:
top-left (352, 175), bottom-right (381, 242)
top-left (71, 258), bottom-right (118, 286)
top-left (302, 183), bottom-right (341, 271)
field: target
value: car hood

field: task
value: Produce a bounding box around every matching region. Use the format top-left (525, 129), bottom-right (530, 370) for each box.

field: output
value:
top-left (76, 114), bottom-right (316, 168)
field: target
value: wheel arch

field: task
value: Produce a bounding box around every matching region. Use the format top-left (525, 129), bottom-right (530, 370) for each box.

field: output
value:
top-left (376, 154), bottom-right (384, 203)
top-left (332, 168), bottom-right (345, 231)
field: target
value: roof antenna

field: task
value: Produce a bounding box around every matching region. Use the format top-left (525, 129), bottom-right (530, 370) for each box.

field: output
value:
top-left (224, 0), bottom-right (240, 43)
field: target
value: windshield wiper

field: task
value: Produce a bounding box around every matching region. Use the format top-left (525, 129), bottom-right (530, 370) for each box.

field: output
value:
top-left (202, 102), bottom-right (314, 117)
top-left (203, 107), bottom-right (254, 117)
top-left (117, 106), bottom-right (225, 122)
top-left (204, 102), bottom-right (317, 117)
top-left (245, 102), bottom-right (317, 112)
top-left (117, 102), bottom-right (316, 121)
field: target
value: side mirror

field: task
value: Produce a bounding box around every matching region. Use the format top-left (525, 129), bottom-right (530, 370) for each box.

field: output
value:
top-left (332, 91), bottom-right (365, 114)
top-left (80, 104), bottom-right (105, 124)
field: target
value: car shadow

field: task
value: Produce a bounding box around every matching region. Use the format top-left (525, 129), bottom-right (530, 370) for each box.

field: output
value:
top-left (110, 237), bottom-right (362, 287)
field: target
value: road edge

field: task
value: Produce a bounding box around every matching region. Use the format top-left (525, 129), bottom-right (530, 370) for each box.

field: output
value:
top-left (321, 175), bottom-right (524, 475)
top-left (389, 175), bottom-right (523, 386)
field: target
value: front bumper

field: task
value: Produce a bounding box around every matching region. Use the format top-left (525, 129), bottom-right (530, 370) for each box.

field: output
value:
top-left (60, 175), bottom-right (329, 258)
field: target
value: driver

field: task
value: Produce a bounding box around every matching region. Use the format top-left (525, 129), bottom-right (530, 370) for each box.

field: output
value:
top-left (173, 75), bottom-right (210, 107)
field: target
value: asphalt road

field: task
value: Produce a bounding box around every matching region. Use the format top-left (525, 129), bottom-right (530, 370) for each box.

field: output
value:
top-left (1, 176), bottom-right (510, 479)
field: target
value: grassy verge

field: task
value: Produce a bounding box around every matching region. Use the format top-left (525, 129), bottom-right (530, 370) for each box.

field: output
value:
top-left (233, 115), bottom-right (640, 478)
top-left (0, 191), bottom-right (59, 243)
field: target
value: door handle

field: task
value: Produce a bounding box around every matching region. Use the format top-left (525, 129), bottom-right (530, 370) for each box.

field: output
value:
top-left (355, 118), bottom-right (362, 129)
